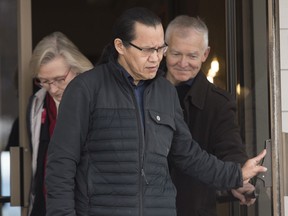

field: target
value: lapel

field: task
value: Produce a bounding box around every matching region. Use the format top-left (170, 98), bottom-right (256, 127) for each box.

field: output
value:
top-left (185, 71), bottom-right (209, 110)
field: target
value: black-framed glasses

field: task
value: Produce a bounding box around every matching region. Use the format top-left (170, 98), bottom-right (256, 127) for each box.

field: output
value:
top-left (128, 42), bottom-right (168, 56)
top-left (34, 67), bottom-right (71, 88)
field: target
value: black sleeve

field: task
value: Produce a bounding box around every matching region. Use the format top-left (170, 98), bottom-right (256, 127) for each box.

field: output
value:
top-left (169, 90), bottom-right (243, 190)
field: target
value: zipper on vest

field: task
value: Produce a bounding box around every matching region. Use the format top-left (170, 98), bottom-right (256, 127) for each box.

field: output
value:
top-left (140, 87), bottom-right (149, 186)
top-left (141, 168), bottom-right (149, 185)
top-left (125, 79), bottom-right (146, 216)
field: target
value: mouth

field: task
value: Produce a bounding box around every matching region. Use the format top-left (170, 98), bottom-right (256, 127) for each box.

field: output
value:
top-left (174, 66), bottom-right (189, 71)
top-left (147, 65), bottom-right (158, 71)
top-left (174, 68), bottom-right (191, 74)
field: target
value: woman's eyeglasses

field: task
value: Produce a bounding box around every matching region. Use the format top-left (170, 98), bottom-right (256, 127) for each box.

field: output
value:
top-left (34, 68), bottom-right (71, 88)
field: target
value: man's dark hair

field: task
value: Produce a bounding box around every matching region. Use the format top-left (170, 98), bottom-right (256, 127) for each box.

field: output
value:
top-left (112, 7), bottom-right (161, 43)
top-left (97, 7), bottom-right (162, 64)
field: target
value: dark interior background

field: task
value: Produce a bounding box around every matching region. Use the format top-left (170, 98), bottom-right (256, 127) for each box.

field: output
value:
top-left (31, 0), bottom-right (227, 88)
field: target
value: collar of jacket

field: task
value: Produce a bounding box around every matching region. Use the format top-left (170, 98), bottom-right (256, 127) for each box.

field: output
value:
top-left (108, 53), bottom-right (164, 84)
top-left (32, 88), bottom-right (47, 115)
top-left (185, 71), bottom-right (209, 110)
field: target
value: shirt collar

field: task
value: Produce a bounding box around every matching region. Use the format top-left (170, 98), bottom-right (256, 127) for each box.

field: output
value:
top-left (118, 63), bottom-right (146, 87)
top-left (176, 78), bottom-right (194, 87)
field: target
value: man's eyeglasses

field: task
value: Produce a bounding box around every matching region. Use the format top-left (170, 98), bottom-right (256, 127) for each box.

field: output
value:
top-left (128, 42), bottom-right (168, 56)
top-left (34, 67), bottom-right (71, 88)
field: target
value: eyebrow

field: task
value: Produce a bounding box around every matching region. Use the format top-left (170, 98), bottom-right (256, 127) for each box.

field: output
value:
top-left (170, 49), bottom-right (200, 55)
top-left (38, 74), bottom-right (63, 79)
top-left (37, 73), bottom-right (67, 80)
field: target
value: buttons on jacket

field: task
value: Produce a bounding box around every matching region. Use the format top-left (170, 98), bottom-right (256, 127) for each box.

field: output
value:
top-left (156, 115), bottom-right (160, 121)
top-left (148, 110), bottom-right (176, 130)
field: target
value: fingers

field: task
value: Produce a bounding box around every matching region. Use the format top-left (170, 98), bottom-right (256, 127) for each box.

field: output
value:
top-left (231, 183), bottom-right (257, 206)
top-left (231, 189), bottom-right (245, 203)
top-left (240, 198), bottom-right (256, 206)
top-left (242, 150), bottom-right (268, 181)
top-left (231, 189), bottom-right (256, 206)
top-left (238, 182), bottom-right (255, 193)
top-left (254, 149), bottom-right (267, 165)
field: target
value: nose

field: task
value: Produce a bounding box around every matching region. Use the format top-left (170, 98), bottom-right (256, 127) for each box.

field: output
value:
top-left (47, 83), bottom-right (59, 93)
top-left (149, 50), bottom-right (162, 61)
top-left (178, 56), bottom-right (188, 67)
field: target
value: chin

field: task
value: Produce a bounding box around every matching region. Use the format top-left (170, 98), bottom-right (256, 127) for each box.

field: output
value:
top-left (176, 75), bottom-right (189, 82)
top-left (53, 96), bottom-right (61, 103)
top-left (147, 72), bottom-right (157, 79)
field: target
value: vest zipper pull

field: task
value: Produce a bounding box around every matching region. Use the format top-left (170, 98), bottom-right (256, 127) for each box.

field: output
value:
top-left (141, 168), bottom-right (149, 185)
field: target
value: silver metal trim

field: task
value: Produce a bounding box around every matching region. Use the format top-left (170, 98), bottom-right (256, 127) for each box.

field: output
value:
top-left (267, 0), bottom-right (284, 215)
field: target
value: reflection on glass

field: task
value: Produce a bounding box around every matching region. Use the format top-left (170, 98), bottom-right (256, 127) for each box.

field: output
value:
top-left (207, 58), bottom-right (219, 83)
top-left (1, 151), bottom-right (20, 215)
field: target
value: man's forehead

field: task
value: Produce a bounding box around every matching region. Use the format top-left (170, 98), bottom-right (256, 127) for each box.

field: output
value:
top-left (133, 23), bottom-right (164, 42)
top-left (134, 22), bottom-right (162, 31)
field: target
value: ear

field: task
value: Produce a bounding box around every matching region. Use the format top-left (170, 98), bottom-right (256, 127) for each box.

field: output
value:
top-left (114, 38), bottom-right (125, 55)
top-left (163, 49), bottom-right (167, 57)
top-left (202, 46), bottom-right (210, 62)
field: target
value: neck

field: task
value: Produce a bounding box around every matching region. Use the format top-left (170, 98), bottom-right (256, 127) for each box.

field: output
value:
top-left (118, 57), bottom-right (141, 85)
top-left (166, 71), bottom-right (179, 86)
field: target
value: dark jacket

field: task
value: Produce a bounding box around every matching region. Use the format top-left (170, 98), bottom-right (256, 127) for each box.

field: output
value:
top-left (46, 60), bottom-right (243, 216)
top-left (171, 71), bottom-right (248, 216)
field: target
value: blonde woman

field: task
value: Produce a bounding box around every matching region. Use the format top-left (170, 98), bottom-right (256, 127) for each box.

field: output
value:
top-left (27, 31), bottom-right (93, 216)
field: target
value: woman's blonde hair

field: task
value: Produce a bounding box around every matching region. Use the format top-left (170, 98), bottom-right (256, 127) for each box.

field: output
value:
top-left (30, 31), bottom-right (93, 77)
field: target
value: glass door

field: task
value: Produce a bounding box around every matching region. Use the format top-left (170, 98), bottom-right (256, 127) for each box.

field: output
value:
top-left (228, 0), bottom-right (273, 215)
top-left (0, 0), bottom-right (20, 214)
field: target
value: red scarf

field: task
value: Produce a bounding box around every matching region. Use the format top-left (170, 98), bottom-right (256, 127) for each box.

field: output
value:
top-left (43, 94), bottom-right (57, 201)
top-left (47, 94), bottom-right (57, 136)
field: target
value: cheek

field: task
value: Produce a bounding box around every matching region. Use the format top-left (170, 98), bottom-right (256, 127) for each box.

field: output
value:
top-left (134, 58), bottom-right (146, 73)
top-left (66, 75), bottom-right (76, 85)
top-left (166, 57), bottom-right (178, 67)
top-left (61, 76), bottom-right (76, 91)
top-left (54, 85), bottom-right (66, 94)
top-left (192, 60), bottom-right (203, 68)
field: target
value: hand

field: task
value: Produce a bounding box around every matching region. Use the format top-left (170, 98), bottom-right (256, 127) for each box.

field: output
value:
top-left (241, 149), bottom-right (267, 183)
top-left (231, 182), bottom-right (256, 206)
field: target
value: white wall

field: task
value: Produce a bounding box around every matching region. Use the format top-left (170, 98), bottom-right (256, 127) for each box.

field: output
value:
top-left (279, 0), bottom-right (288, 214)
top-left (280, 0), bottom-right (288, 132)
top-left (285, 196), bottom-right (288, 216)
